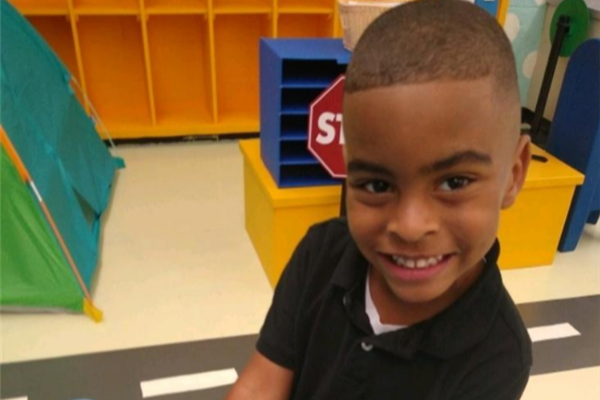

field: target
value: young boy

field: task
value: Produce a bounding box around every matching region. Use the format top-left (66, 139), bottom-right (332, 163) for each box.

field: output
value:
top-left (226, 0), bottom-right (533, 399)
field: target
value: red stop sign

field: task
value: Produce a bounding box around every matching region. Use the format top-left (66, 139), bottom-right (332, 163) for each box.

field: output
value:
top-left (308, 75), bottom-right (347, 179)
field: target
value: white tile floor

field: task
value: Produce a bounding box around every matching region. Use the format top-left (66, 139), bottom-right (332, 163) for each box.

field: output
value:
top-left (1, 140), bottom-right (599, 399)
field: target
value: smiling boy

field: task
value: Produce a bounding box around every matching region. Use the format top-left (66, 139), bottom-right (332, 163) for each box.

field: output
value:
top-left (225, 1), bottom-right (533, 399)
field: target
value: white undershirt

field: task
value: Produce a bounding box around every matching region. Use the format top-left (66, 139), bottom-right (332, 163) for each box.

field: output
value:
top-left (365, 270), bottom-right (407, 335)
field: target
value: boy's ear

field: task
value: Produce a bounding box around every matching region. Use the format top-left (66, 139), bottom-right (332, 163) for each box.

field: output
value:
top-left (501, 134), bottom-right (531, 209)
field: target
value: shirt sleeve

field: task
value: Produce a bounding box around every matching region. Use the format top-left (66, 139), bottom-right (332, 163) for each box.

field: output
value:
top-left (452, 352), bottom-right (531, 400)
top-left (256, 228), bottom-right (314, 371)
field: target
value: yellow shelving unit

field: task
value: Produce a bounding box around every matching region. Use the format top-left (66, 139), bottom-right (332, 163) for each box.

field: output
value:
top-left (8, 0), bottom-right (342, 139)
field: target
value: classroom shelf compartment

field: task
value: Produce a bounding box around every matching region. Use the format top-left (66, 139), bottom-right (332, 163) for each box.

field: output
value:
top-left (278, 0), bottom-right (333, 13)
top-left (77, 16), bottom-right (152, 130)
top-left (281, 87), bottom-right (324, 113)
top-left (147, 15), bottom-right (213, 127)
top-left (214, 14), bottom-right (271, 127)
top-left (144, 0), bottom-right (207, 14)
top-left (260, 39), bottom-right (349, 188)
top-left (280, 114), bottom-right (308, 140)
top-left (277, 14), bottom-right (333, 37)
top-left (73, 0), bottom-right (140, 15)
top-left (280, 140), bottom-right (318, 165)
top-left (213, 0), bottom-right (271, 14)
top-left (280, 164), bottom-right (342, 187)
top-left (13, 1), bottom-right (349, 139)
top-left (282, 59), bottom-right (345, 86)
top-left (9, 0), bottom-right (68, 15)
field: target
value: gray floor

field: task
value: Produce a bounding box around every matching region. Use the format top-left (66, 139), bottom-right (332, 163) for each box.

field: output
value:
top-left (1, 335), bottom-right (257, 400)
top-left (519, 295), bottom-right (600, 375)
top-left (2, 295), bottom-right (598, 400)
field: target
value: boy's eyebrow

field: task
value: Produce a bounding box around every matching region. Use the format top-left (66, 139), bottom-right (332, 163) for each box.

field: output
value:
top-left (346, 151), bottom-right (492, 177)
top-left (421, 150), bottom-right (492, 174)
top-left (347, 160), bottom-right (395, 178)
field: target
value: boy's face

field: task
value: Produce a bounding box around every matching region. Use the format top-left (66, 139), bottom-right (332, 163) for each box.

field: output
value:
top-left (342, 78), bottom-right (530, 307)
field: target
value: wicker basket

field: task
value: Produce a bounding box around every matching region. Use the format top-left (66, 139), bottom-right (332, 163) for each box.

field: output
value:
top-left (338, 0), bottom-right (407, 50)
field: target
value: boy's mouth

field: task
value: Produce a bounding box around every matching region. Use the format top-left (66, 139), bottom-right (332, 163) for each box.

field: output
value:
top-left (380, 253), bottom-right (455, 281)
top-left (390, 254), bottom-right (445, 269)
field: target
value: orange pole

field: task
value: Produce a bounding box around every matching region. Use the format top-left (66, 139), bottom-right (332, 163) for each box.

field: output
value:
top-left (497, 0), bottom-right (510, 26)
top-left (0, 126), bottom-right (102, 321)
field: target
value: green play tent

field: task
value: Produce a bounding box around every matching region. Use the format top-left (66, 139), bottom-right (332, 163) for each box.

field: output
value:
top-left (0, 0), bottom-right (121, 321)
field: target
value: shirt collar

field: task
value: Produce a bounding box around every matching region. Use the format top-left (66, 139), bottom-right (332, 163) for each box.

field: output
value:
top-left (416, 239), bottom-right (503, 359)
top-left (331, 237), bottom-right (368, 290)
top-left (331, 237), bottom-right (503, 359)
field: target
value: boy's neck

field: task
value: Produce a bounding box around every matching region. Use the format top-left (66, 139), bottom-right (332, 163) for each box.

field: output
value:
top-left (369, 260), bottom-right (486, 326)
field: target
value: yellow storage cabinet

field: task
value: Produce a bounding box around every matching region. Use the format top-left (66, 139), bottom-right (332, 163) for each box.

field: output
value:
top-left (241, 139), bottom-right (584, 287)
top-left (241, 139), bottom-right (341, 287)
top-left (498, 146), bottom-right (585, 268)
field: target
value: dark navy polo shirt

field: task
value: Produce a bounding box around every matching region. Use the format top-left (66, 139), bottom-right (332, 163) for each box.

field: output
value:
top-left (257, 218), bottom-right (532, 400)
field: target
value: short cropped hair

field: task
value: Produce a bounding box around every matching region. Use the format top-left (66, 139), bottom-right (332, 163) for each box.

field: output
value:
top-left (345, 0), bottom-right (518, 100)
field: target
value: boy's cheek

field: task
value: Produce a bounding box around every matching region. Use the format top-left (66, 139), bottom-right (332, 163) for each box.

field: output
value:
top-left (347, 204), bottom-right (385, 241)
top-left (447, 207), bottom-right (500, 248)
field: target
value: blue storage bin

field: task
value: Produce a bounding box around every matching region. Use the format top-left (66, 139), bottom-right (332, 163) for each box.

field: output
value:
top-left (259, 39), bottom-right (350, 188)
top-left (475, 0), bottom-right (500, 17)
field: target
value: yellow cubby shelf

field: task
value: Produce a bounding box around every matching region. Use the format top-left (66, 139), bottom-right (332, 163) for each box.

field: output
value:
top-left (214, 13), bottom-right (271, 127)
top-left (277, 6), bottom-right (333, 14)
top-left (11, 0), bottom-right (343, 139)
top-left (214, 6), bottom-right (271, 14)
top-left (278, 0), bottom-right (331, 10)
top-left (97, 122), bottom-right (253, 139)
top-left (8, 0), bottom-right (68, 15)
top-left (145, 0), bottom-right (207, 14)
top-left (73, 0), bottom-right (141, 15)
top-left (77, 16), bottom-right (153, 127)
top-left (277, 13), bottom-right (334, 37)
top-left (147, 15), bottom-right (214, 126)
top-left (213, 0), bottom-right (271, 13)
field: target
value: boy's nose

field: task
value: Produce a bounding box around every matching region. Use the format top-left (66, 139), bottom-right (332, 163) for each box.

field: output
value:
top-left (386, 197), bottom-right (438, 243)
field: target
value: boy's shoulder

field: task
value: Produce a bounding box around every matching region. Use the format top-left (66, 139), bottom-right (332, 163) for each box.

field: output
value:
top-left (494, 288), bottom-right (533, 366)
top-left (299, 217), bottom-right (357, 267)
top-left (284, 217), bottom-right (366, 300)
top-left (305, 216), bottom-right (352, 242)
top-left (295, 215), bottom-right (358, 265)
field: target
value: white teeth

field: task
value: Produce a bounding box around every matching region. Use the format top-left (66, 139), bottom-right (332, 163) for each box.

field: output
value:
top-left (391, 254), bottom-right (444, 269)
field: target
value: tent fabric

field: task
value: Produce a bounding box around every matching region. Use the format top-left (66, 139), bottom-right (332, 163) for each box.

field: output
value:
top-left (0, 0), bottom-right (119, 313)
top-left (1, 148), bottom-right (83, 312)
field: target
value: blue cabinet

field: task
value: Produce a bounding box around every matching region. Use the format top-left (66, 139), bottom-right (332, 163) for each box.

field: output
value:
top-left (260, 39), bottom-right (350, 188)
top-left (475, 0), bottom-right (499, 18)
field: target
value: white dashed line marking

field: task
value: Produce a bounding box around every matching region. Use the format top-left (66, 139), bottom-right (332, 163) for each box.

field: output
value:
top-left (141, 368), bottom-right (238, 398)
top-left (528, 323), bottom-right (581, 343)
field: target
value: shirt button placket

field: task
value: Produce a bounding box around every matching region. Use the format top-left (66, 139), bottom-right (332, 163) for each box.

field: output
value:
top-left (343, 294), bottom-right (350, 307)
top-left (361, 341), bottom-right (374, 352)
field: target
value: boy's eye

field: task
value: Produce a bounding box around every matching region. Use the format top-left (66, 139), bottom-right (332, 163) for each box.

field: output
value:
top-left (364, 180), bottom-right (391, 193)
top-left (439, 176), bottom-right (472, 192)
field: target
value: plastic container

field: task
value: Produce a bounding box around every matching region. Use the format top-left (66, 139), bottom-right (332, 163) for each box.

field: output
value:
top-left (338, 0), bottom-right (406, 50)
